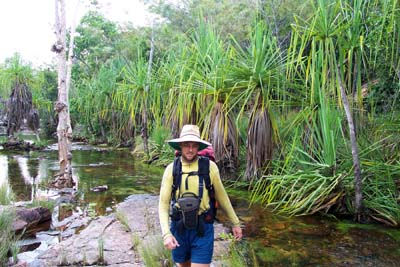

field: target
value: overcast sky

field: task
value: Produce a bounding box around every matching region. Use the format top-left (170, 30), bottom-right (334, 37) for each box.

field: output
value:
top-left (0, 0), bottom-right (152, 67)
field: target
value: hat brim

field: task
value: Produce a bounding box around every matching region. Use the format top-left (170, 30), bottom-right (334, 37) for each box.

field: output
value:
top-left (167, 135), bottom-right (211, 151)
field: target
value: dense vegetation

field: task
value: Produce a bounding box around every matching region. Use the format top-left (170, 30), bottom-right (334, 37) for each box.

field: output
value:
top-left (0, 0), bottom-right (399, 225)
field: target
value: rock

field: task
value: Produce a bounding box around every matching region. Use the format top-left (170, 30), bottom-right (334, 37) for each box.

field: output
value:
top-left (52, 213), bottom-right (78, 229)
top-left (35, 194), bottom-right (236, 266)
top-left (69, 217), bottom-right (89, 229)
top-left (13, 207), bottom-right (51, 237)
top-left (90, 185), bottom-right (108, 192)
top-left (16, 239), bottom-right (42, 253)
top-left (117, 194), bottom-right (233, 264)
top-left (36, 215), bottom-right (140, 266)
top-left (12, 260), bottom-right (27, 267)
top-left (269, 222), bottom-right (286, 230)
top-left (58, 188), bottom-right (76, 195)
top-left (106, 207), bottom-right (113, 213)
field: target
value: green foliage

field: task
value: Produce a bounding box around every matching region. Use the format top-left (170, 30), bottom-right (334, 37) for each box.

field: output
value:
top-left (0, 208), bottom-right (17, 265)
top-left (73, 11), bottom-right (119, 76)
top-left (27, 199), bottom-right (56, 213)
top-left (147, 0), bottom-right (257, 43)
top-left (0, 0), bottom-right (399, 225)
top-left (0, 53), bottom-right (33, 98)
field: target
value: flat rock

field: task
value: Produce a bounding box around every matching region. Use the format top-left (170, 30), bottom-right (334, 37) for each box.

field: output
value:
top-left (36, 215), bottom-right (140, 266)
top-left (35, 194), bottom-right (233, 266)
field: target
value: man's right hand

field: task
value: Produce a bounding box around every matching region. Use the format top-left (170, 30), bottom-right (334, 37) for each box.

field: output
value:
top-left (164, 235), bottom-right (180, 250)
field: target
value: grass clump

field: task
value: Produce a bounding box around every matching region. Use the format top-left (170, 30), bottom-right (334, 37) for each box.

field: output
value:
top-left (0, 208), bottom-right (18, 265)
top-left (116, 211), bottom-right (130, 232)
top-left (0, 182), bottom-right (15, 205)
top-left (138, 235), bottom-right (172, 267)
top-left (98, 237), bottom-right (106, 265)
top-left (27, 199), bottom-right (56, 212)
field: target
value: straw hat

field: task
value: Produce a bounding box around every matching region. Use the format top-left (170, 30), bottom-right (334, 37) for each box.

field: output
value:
top-left (167, 125), bottom-right (211, 151)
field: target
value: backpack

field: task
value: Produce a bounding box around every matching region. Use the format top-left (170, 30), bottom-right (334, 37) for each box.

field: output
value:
top-left (171, 147), bottom-right (217, 222)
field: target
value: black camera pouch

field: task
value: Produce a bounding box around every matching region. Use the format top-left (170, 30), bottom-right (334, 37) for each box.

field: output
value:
top-left (177, 192), bottom-right (200, 229)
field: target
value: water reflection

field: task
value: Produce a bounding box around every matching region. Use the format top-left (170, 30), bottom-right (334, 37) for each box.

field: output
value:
top-left (0, 154), bottom-right (8, 186)
top-left (0, 146), bottom-right (162, 207)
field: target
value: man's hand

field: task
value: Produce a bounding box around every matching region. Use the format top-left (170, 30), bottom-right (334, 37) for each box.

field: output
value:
top-left (164, 235), bottom-right (180, 250)
top-left (232, 226), bottom-right (243, 241)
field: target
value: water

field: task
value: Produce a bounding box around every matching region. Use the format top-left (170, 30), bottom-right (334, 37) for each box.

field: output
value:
top-left (0, 143), bottom-right (163, 214)
top-left (1, 144), bottom-right (399, 266)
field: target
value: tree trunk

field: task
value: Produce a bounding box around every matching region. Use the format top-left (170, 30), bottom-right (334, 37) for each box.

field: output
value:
top-left (53, 0), bottom-right (73, 188)
top-left (337, 64), bottom-right (363, 220)
top-left (142, 23), bottom-right (155, 159)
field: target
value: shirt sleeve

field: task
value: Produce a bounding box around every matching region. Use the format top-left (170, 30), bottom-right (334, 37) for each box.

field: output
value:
top-left (158, 163), bottom-right (173, 240)
top-left (210, 162), bottom-right (240, 227)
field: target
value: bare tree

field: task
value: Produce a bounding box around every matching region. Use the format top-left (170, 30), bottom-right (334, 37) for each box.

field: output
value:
top-left (52, 0), bottom-right (78, 188)
top-left (142, 22), bottom-right (155, 159)
top-left (337, 64), bottom-right (363, 220)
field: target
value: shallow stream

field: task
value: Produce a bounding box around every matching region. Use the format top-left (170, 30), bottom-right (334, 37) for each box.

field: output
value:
top-left (1, 143), bottom-right (399, 266)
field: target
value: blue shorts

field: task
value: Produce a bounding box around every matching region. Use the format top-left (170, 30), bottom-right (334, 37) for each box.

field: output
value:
top-left (170, 221), bottom-right (214, 264)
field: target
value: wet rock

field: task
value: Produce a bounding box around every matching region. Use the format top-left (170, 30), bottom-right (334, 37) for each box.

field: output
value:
top-left (269, 222), bottom-right (286, 230)
top-left (17, 233), bottom-right (58, 265)
top-left (361, 247), bottom-right (374, 257)
top-left (289, 225), bottom-right (331, 237)
top-left (16, 239), bottom-right (42, 253)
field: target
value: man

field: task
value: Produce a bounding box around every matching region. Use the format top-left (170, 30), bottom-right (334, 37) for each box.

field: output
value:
top-left (159, 124), bottom-right (242, 267)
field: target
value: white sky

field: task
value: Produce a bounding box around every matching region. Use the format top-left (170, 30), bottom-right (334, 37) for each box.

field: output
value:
top-left (0, 0), bottom-right (153, 67)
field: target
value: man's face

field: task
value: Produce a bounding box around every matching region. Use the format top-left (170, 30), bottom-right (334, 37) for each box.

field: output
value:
top-left (179, 141), bottom-right (199, 163)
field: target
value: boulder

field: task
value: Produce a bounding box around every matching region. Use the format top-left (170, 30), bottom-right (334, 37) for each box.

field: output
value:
top-left (13, 207), bottom-right (51, 237)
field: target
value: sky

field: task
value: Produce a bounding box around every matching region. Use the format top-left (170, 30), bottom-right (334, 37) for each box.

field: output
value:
top-left (0, 0), bottom-right (153, 67)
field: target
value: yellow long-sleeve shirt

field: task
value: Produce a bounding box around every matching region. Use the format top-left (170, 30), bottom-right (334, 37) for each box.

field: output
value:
top-left (158, 158), bottom-right (240, 240)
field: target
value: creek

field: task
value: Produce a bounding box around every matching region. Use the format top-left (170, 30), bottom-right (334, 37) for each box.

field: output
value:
top-left (1, 143), bottom-right (399, 266)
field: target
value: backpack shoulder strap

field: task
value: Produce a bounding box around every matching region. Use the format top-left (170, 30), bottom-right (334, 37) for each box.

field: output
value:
top-left (198, 156), bottom-right (213, 192)
top-left (171, 156), bottom-right (182, 202)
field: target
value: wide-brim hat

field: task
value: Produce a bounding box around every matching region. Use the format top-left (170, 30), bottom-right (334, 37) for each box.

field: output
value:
top-left (167, 124), bottom-right (211, 151)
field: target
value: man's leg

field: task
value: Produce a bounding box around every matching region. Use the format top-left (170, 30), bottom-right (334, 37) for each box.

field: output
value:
top-left (191, 263), bottom-right (210, 267)
top-left (176, 261), bottom-right (191, 267)
top-left (190, 223), bottom-right (214, 266)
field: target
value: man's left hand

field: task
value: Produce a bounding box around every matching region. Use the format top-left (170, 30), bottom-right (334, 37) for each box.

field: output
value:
top-left (232, 226), bottom-right (243, 241)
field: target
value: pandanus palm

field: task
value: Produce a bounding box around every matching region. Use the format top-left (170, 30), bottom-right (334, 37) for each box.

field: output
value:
top-left (117, 49), bottom-right (151, 149)
top-left (231, 21), bottom-right (285, 181)
top-left (162, 42), bottom-right (200, 137)
top-left (187, 21), bottom-right (239, 173)
top-left (0, 55), bottom-right (38, 139)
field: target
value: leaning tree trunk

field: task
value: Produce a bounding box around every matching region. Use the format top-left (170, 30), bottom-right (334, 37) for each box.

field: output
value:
top-left (337, 64), bottom-right (363, 220)
top-left (52, 0), bottom-right (73, 188)
top-left (245, 92), bottom-right (274, 181)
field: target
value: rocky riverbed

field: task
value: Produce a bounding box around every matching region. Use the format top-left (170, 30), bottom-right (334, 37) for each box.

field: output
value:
top-left (20, 194), bottom-right (232, 267)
